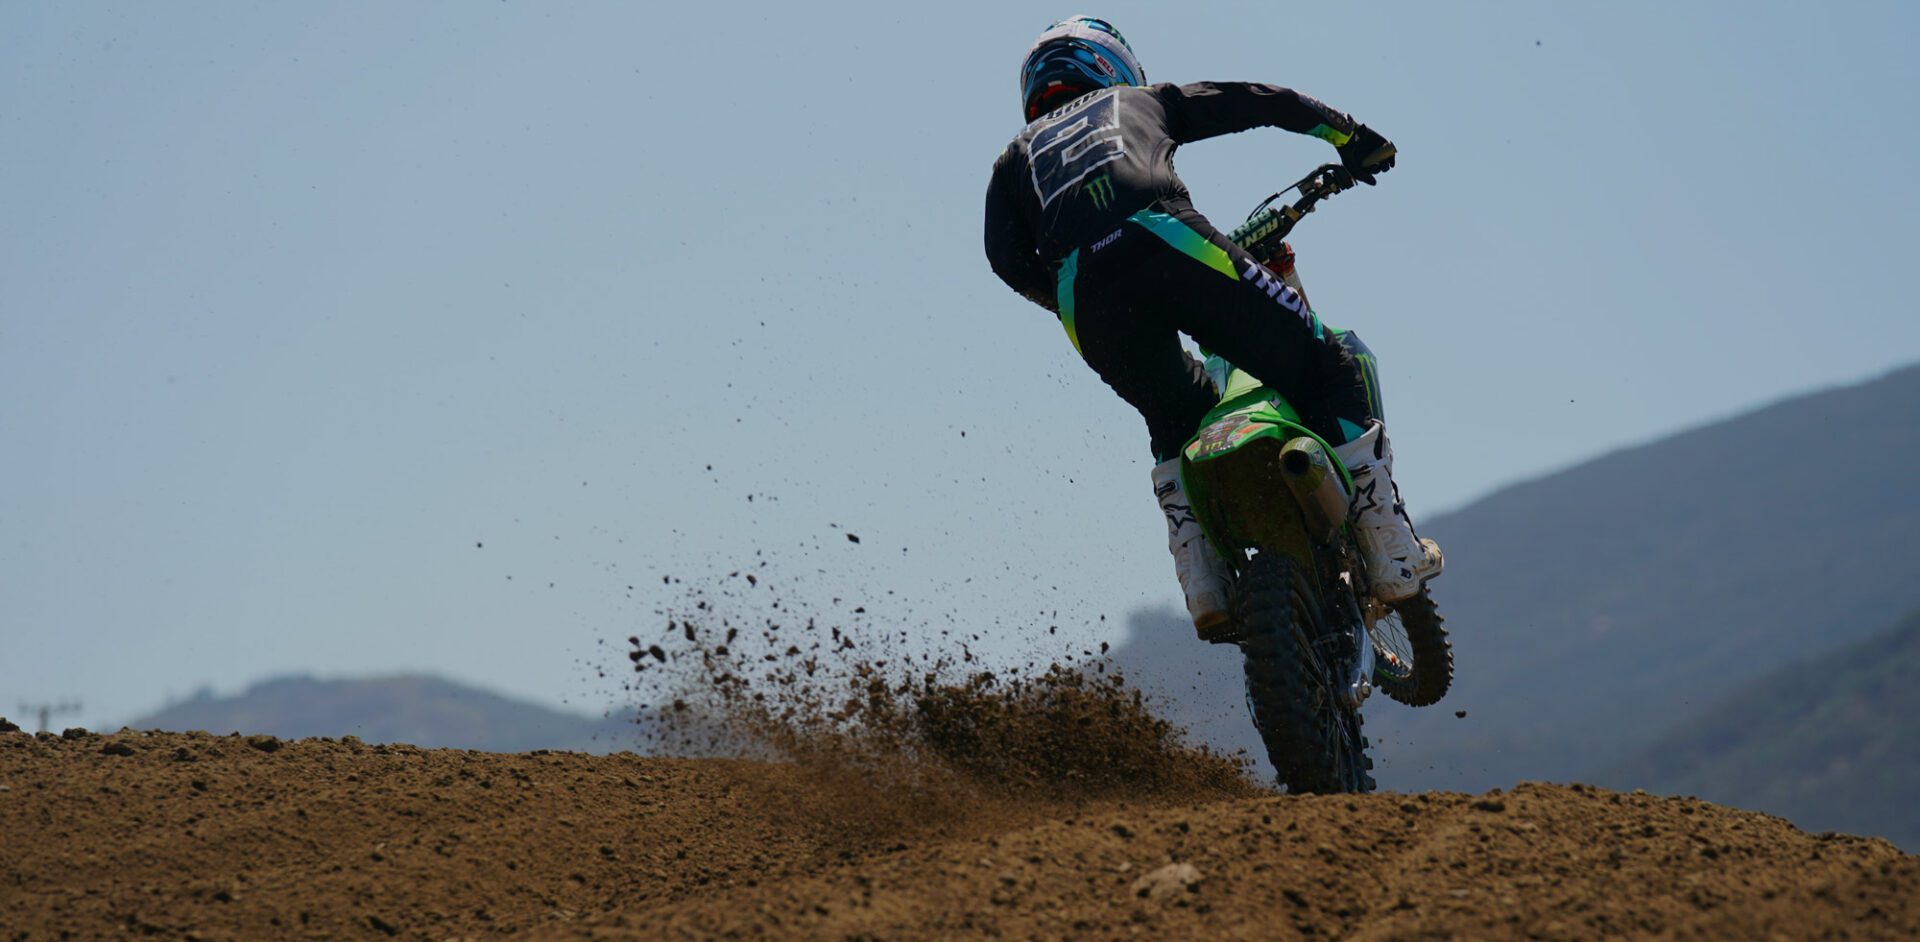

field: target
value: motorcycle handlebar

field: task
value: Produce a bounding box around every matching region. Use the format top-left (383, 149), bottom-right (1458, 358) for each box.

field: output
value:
top-left (1228, 163), bottom-right (1366, 262)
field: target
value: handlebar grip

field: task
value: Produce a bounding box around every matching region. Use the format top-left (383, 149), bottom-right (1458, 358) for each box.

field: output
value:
top-left (1229, 207), bottom-right (1300, 265)
top-left (1228, 208), bottom-right (1285, 253)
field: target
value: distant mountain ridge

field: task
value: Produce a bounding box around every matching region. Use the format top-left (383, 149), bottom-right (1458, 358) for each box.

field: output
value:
top-left (1599, 607), bottom-right (1920, 851)
top-left (128, 674), bottom-right (635, 754)
top-left (1113, 363), bottom-right (1920, 798)
top-left (1380, 362), bottom-right (1920, 790)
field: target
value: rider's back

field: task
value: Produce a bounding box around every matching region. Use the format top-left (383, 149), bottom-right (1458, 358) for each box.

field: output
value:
top-left (986, 81), bottom-right (1363, 302)
top-left (989, 84), bottom-right (1180, 259)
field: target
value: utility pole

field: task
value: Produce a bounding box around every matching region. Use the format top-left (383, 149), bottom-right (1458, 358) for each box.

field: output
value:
top-left (16, 700), bottom-right (82, 734)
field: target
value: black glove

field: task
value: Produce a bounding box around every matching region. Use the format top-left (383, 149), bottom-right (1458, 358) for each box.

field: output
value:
top-left (1337, 124), bottom-right (1396, 185)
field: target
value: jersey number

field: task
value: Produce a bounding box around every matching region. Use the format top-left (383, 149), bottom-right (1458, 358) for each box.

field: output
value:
top-left (1028, 90), bottom-right (1124, 210)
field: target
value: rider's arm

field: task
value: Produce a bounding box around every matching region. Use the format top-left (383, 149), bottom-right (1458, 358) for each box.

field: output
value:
top-left (983, 147), bottom-right (1059, 314)
top-left (1158, 81), bottom-right (1359, 147)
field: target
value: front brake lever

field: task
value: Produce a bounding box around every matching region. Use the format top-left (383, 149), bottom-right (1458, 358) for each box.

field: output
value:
top-left (1300, 164), bottom-right (1357, 199)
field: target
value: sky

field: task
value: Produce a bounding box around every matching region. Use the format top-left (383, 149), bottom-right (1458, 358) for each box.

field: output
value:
top-left (5, 2), bottom-right (1917, 731)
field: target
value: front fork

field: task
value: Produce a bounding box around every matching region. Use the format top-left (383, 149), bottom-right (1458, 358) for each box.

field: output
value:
top-left (1325, 568), bottom-right (1375, 710)
top-left (1344, 608), bottom-right (1376, 709)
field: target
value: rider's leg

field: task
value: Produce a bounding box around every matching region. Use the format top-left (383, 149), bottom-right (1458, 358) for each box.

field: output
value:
top-left (1062, 236), bottom-right (1232, 630)
top-left (1119, 201), bottom-right (1371, 444)
top-left (1152, 457), bottom-right (1232, 633)
top-left (1318, 329), bottom-right (1442, 600)
top-left (1066, 286), bottom-right (1218, 466)
top-left (1106, 200), bottom-right (1443, 602)
top-left (1332, 421), bottom-right (1443, 601)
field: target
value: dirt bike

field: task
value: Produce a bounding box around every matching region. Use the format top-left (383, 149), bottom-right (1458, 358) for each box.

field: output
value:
top-left (1180, 163), bottom-right (1453, 793)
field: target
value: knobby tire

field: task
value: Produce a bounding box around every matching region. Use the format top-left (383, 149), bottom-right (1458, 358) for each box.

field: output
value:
top-left (1370, 586), bottom-right (1453, 707)
top-left (1235, 552), bottom-right (1374, 794)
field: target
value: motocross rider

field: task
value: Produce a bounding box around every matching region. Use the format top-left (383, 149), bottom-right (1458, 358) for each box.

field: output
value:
top-left (983, 15), bottom-right (1442, 632)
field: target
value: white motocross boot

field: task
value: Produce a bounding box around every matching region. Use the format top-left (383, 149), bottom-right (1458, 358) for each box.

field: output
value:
top-left (1333, 421), bottom-right (1443, 603)
top-left (1152, 458), bottom-right (1233, 633)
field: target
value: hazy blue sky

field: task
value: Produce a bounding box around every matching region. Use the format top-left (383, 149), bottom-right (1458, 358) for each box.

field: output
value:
top-left (5, 2), bottom-right (1917, 730)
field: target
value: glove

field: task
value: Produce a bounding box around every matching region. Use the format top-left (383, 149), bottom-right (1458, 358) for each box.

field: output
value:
top-left (1337, 124), bottom-right (1396, 185)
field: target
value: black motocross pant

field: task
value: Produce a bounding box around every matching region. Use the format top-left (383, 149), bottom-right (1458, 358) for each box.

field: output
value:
top-left (1057, 198), bottom-right (1373, 461)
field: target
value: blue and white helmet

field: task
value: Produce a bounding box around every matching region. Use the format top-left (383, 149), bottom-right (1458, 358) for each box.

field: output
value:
top-left (1019, 15), bottom-right (1145, 121)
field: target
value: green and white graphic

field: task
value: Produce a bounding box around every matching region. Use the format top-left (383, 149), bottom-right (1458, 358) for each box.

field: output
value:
top-left (1083, 173), bottom-right (1115, 210)
top-left (1127, 209), bottom-right (1238, 280)
top-left (1027, 89), bottom-right (1126, 209)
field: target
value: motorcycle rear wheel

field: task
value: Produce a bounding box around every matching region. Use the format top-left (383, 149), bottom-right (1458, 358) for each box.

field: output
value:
top-left (1236, 552), bottom-right (1375, 794)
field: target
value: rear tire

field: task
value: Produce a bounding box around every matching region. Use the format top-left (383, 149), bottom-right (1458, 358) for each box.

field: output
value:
top-left (1236, 552), bottom-right (1374, 794)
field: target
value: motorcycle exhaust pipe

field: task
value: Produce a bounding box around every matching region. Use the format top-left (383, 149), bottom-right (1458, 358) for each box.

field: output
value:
top-left (1278, 437), bottom-right (1350, 540)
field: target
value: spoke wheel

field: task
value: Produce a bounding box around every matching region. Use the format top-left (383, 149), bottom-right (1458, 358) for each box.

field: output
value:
top-left (1364, 585), bottom-right (1453, 707)
top-left (1236, 552), bottom-right (1374, 794)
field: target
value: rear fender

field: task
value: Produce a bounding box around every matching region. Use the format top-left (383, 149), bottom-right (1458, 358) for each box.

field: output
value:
top-left (1179, 369), bottom-right (1352, 572)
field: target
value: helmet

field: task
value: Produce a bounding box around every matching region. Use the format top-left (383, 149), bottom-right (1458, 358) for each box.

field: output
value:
top-left (1019, 15), bottom-right (1145, 122)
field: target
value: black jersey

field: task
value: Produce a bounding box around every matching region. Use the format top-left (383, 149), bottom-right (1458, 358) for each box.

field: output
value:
top-left (984, 82), bottom-right (1358, 313)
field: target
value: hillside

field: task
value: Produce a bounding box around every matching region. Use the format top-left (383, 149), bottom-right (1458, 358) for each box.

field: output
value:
top-left (128, 674), bottom-right (634, 754)
top-left (1112, 363), bottom-right (1920, 797)
top-left (2, 728), bottom-right (1913, 939)
top-left (1599, 608), bottom-right (1920, 851)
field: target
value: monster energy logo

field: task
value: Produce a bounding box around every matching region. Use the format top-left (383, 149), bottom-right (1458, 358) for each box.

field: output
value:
top-left (1354, 352), bottom-right (1383, 419)
top-left (1084, 173), bottom-right (1115, 209)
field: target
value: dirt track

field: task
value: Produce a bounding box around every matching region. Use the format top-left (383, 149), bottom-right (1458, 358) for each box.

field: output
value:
top-left (3, 727), bottom-right (1915, 940)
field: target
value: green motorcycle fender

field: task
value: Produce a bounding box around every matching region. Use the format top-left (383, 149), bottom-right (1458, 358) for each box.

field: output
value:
top-left (1179, 392), bottom-right (1353, 573)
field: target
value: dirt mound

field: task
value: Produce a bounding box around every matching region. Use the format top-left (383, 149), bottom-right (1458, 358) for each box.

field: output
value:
top-left (3, 727), bottom-right (1915, 940)
top-left (618, 572), bottom-right (1258, 853)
